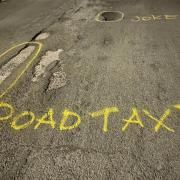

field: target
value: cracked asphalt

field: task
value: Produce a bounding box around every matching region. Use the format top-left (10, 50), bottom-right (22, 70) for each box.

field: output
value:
top-left (0, 0), bottom-right (180, 179)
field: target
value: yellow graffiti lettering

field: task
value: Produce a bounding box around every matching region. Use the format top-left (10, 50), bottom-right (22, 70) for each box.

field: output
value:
top-left (0, 42), bottom-right (43, 99)
top-left (143, 109), bottom-right (174, 132)
top-left (152, 15), bottom-right (162, 20)
top-left (131, 16), bottom-right (141, 22)
top-left (89, 107), bottom-right (119, 133)
top-left (0, 102), bottom-right (14, 121)
top-left (34, 108), bottom-right (56, 129)
top-left (122, 108), bottom-right (144, 132)
top-left (165, 15), bottom-right (178, 20)
top-left (142, 16), bottom-right (152, 21)
top-left (174, 104), bottom-right (180, 109)
top-left (60, 109), bottom-right (81, 131)
top-left (11, 111), bottom-right (35, 130)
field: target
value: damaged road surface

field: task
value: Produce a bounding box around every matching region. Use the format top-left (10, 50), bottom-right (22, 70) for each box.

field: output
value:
top-left (0, 0), bottom-right (180, 179)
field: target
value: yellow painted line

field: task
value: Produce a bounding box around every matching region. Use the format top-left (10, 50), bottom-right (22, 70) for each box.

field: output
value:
top-left (0, 41), bottom-right (43, 98)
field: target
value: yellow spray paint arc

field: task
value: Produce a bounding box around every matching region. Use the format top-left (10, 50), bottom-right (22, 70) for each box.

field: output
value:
top-left (0, 41), bottom-right (43, 98)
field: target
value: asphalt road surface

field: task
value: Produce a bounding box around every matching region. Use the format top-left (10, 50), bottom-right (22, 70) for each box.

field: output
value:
top-left (0, 0), bottom-right (180, 179)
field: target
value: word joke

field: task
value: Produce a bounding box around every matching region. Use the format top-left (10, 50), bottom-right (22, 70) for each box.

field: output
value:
top-left (131, 15), bottom-right (178, 22)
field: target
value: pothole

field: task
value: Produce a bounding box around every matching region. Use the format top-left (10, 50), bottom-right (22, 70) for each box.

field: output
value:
top-left (35, 32), bottom-right (50, 40)
top-left (47, 70), bottom-right (67, 91)
top-left (32, 49), bottom-right (63, 82)
top-left (95, 11), bottom-right (124, 22)
top-left (0, 46), bottom-right (35, 84)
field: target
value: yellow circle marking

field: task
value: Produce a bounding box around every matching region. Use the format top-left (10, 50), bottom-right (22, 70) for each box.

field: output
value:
top-left (0, 41), bottom-right (43, 98)
top-left (95, 11), bottom-right (124, 22)
top-left (0, 102), bottom-right (14, 121)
